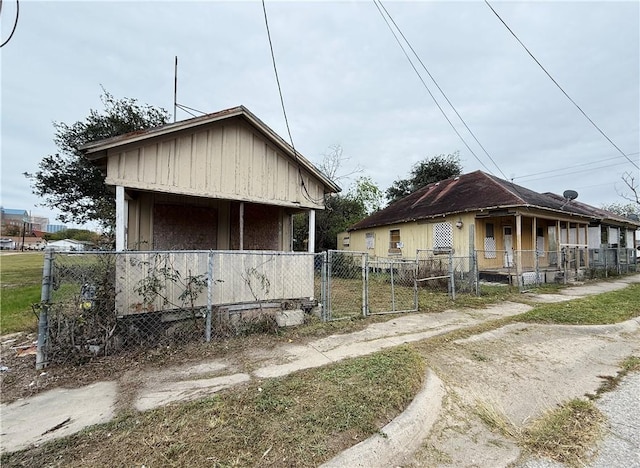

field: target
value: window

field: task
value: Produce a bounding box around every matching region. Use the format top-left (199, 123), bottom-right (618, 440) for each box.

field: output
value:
top-left (365, 232), bottom-right (375, 249)
top-left (433, 222), bottom-right (453, 252)
top-left (484, 222), bottom-right (496, 259)
top-left (342, 236), bottom-right (350, 247)
top-left (389, 229), bottom-right (401, 254)
top-left (601, 225), bottom-right (608, 243)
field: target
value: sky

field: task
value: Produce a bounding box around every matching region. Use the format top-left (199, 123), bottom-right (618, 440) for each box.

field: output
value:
top-left (2, 0), bottom-right (639, 230)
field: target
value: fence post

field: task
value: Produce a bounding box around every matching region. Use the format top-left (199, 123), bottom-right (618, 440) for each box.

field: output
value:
top-left (361, 253), bottom-right (368, 317)
top-left (390, 259), bottom-right (396, 311)
top-left (474, 251), bottom-right (479, 296)
top-left (448, 250), bottom-right (455, 301)
top-left (325, 250), bottom-right (331, 321)
top-left (205, 251), bottom-right (214, 342)
top-left (36, 248), bottom-right (54, 370)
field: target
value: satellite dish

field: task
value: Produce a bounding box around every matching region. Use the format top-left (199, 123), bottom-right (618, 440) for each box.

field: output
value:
top-left (563, 190), bottom-right (578, 201)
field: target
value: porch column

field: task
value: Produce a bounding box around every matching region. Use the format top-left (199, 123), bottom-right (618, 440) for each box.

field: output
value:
top-left (308, 209), bottom-right (316, 253)
top-left (115, 185), bottom-right (126, 252)
top-left (532, 217), bottom-right (537, 253)
top-left (239, 202), bottom-right (244, 250)
top-left (556, 221), bottom-right (561, 266)
top-left (515, 214), bottom-right (522, 277)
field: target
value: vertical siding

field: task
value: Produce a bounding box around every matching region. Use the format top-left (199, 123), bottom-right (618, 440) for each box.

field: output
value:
top-left (106, 119), bottom-right (325, 209)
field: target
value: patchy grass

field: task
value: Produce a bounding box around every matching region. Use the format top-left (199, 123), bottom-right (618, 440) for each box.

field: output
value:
top-left (521, 399), bottom-right (604, 467)
top-left (474, 399), bottom-right (520, 439)
top-left (518, 283), bottom-right (640, 325)
top-left (589, 355), bottom-right (640, 398)
top-left (1, 346), bottom-right (425, 467)
top-left (1, 253), bottom-right (44, 334)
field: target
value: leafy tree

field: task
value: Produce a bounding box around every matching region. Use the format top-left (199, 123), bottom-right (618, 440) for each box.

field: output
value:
top-left (44, 228), bottom-right (101, 243)
top-left (386, 152), bottom-right (463, 203)
top-left (293, 147), bottom-right (382, 252)
top-left (601, 202), bottom-right (640, 219)
top-left (349, 176), bottom-right (384, 216)
top-left (25, 90), bottom-right (170, 231)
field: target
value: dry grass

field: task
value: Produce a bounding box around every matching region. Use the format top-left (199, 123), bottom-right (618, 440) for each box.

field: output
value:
top-left (1, 346), bottom-right (425, 467)
top-left (521, 399), bottom-right (604, 467)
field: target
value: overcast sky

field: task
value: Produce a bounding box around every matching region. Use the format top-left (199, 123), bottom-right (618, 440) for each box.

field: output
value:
top-left (2, 1), bottom-right (639, 228)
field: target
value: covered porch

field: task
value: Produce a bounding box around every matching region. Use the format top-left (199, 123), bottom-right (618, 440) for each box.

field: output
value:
top-left (474, 210), bottom-right (590, 283)
top-left (116, 188), bottom-right (316, 252)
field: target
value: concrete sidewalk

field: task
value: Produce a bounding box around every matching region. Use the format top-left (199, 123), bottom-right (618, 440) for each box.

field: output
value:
top-left (2, 274), bottom-right (639, 457)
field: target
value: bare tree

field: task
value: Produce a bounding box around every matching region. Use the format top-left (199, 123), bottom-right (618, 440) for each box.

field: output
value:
top-left (618, 171), bottom-right (640, 205)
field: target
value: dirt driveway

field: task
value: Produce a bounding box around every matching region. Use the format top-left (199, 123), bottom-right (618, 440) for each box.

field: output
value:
top-left (407, 319), bottom-right (640, 467)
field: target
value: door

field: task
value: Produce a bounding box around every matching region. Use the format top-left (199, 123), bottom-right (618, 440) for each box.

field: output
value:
top-left (503, 226), bottom-right (513, 267)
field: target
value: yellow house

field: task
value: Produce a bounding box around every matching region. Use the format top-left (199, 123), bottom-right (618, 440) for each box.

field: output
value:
top-left (81, 106), bottom-right (340, 251)
top-left (339, 171), bottom-right (639, 279)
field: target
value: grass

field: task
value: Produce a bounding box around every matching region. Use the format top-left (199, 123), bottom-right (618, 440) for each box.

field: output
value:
top-left (476, 398), bottom-right (604, 467)
top-left (0, 253), bottom-right (44, 334)
top-left (518, 283), bottom-right (640, 325)
top-left (1, 346), bottom-right (425, 467)
top-left (521, 399), bottom-right (604, 467)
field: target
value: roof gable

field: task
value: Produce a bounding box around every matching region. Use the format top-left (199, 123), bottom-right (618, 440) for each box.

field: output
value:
top-left (80, 105), bottom-right (339, 194)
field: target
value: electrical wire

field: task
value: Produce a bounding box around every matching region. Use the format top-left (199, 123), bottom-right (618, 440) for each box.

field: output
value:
top-left (376, 0), bottom-right (509, 181)
top-left (484, 0), bottom-right (639, 170)
top-left (373, 0), bottom-right (494, 177)
top-left (175, 104), bottom-right (197, 118)
top-left (260, 0), bottom-right (325, 204)
top-left (515, 160), bottom-right (631, 183)
top-left (0, 0), bottom-right (19, 49)
top-left (513, 152), bottom-right (640, 181)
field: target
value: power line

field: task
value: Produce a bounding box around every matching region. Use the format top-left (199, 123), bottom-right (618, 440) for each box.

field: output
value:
top-left (0, 0), bottom-right (19, 49)
top-left (513, 152), bottom-right (640, 181)
top-left (376, 0), bottom-right (508, 181)
top-left (372, 0), bottom-right (494, 176)
top-left (260, 0), bottom-right (324, 204)
top-left (484, 0), bottom-right (639, 171)
top-left (516, 160), bottom-right (631, 183)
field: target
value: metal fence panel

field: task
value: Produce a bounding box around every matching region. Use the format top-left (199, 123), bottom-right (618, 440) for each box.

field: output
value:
top-left (326, 250), bottom-right (367, 320)
top-left (367, 258), bottom-right (418, 314)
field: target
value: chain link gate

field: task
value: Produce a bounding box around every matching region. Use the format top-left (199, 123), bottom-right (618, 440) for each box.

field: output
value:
top-left (325, 250), bottom-right (367, 320)
top-left (366, 257), bottom-right (418, 315)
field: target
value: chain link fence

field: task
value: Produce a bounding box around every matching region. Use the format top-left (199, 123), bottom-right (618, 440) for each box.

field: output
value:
top-left (35, 245), bottom-right (639, 366)
top-left (416, 250), bottom-right (477, 299)
top-left (39, 250), bottom-right (322, 366)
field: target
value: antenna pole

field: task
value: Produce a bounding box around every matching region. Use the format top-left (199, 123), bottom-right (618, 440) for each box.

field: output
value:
top-left (173, 56), bottom-right (178, 123)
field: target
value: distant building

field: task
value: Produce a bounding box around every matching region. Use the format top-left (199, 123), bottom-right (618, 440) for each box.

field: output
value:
top-left (47, 239), bottom-right (92, 252)
top-left (1, 208), bottom-right (28, 229)
top-left (47, 224), bottom-right (67, 234)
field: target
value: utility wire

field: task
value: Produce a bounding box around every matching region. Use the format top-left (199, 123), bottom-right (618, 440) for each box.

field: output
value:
top-left (175, 104), bottom-right (197, 118)
top-left (484, 0), bottom-right (639, 170)
top-left (372, 0), bottom-right (494, 176)
top-left (0, 0), bottom-right (19, 48)
top-left (513, 152), bottom-right (640, 181)
top-left (261, 0), bottom-right (324, 204)
top-left (516, 160), bottom-right (631, 183)
top-left (377, 0), bottom-right (507, 180)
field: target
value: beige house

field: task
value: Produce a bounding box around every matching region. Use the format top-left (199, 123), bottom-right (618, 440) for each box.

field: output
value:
top-left (81, 106), bottom-right (340, 252)
top-left (339, 171), bottom-right (639, 279)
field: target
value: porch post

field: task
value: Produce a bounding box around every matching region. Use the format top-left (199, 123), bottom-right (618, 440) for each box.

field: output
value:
top-left (239, 202), bottom-right (244, 250)
top-left (556, 221), bottom-right (561, 266)
top-left (515, 214), bottom-right (522, 284)
top-left (308, 209), bottom-right (316, 253)
top-left (115, 185), bottom-right (126, 252)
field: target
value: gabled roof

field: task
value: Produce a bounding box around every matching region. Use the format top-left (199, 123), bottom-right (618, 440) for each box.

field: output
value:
top-left (80, 105), bottom-right (340, 193)
top-left (349, 170), bottom-right (640, 231)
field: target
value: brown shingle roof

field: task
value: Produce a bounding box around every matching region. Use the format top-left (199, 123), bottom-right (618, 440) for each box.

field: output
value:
top-left (348, 170), bottom-right (640, 231)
